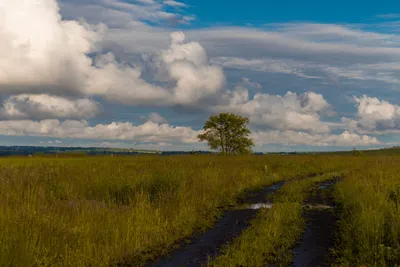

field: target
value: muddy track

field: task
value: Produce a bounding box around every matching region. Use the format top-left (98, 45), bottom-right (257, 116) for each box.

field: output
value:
top-left (147, 173), bottom-right (323, 267)
top-left (291, 178), bottom-right (341, 267)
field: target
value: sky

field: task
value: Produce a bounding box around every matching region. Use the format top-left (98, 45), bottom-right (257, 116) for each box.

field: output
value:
top-left (0, 0), bottom-right (399, 152)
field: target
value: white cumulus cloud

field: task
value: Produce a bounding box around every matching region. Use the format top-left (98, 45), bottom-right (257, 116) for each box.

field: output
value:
top-left (0, 0), bottom-right (396, 149)
top-left (1, 94), bottom-right (101, 120)
top-left (0, 0), bottom-right (107, 95)
top-left (342, 95), bottom-right (400, 134)
top-left (252, 130), bottom-right (381, 147)
top-left (0, 1), bottom-right (222, 107)
top-left (146, 112), bottom-right (168, 124)
top-left (160, 32), bottom-right (225, 104)
top-left (0, 119), bottom-right (202, 144)
top-left (216, 90), bottom-right (332, 133)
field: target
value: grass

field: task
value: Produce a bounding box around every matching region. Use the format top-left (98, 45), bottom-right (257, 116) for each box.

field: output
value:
top-left (1, 154), bottom-right (399, 266)
top-left (209, 172), bottom-right (342, 267)
top-left (0, 155), bottom-right (346, 266)
top-left (334, 156), bottom-right (400, 266)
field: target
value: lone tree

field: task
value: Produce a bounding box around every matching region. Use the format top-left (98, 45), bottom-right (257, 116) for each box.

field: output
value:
top-left (198, 113), bottom-right (254, 154)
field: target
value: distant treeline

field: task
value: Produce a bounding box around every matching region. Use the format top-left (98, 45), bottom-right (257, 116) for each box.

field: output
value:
top-left (0, 146), bottom-right (214, 156)
top-left (0, 146), bottom-right (398, 157)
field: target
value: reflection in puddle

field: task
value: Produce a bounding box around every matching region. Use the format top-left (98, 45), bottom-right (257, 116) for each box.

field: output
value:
top-left (237, 203), bottom-right (333, 210)
top-left (319, 181), bottom-right (335, 189)
top-left (250, 203), bottom-right (273, 209)
top-left (236, 203), bottom-right (273, 210)
top-left (270, 183), bottom-right (285, 190)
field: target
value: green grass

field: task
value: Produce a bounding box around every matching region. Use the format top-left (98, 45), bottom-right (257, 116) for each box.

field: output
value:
top-left (209, 172), bottom-right (342, 267)
top-left (1, 154), bottom-right (398, 266)
top-left (0, 155), bottom-right (347, 266)
top-left (334, 156), bottom-right (400, 266)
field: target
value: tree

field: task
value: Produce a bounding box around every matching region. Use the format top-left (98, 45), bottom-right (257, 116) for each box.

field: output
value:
top-left (352, 147), bottom-right (363, 156)
top-left (198, 113), bottom-right (254, 154)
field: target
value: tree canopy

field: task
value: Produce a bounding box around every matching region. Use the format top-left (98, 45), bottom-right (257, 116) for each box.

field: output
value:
top-left (198, 113), bottom-right (254, 154)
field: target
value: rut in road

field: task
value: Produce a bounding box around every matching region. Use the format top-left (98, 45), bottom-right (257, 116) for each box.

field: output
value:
top-left (291, 178), bottom-right (341, 267)
top-left (147, 173), bottom-right (323, 267)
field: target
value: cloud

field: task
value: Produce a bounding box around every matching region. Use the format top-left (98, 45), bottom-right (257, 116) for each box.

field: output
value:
top-left (84, 52), bottom-right (171, 105)
top-left (240, 77), bottom-right (262, 89)
top-left (146, 112), bottom-right (168, 124)
top-left (86, 32), bottom-right (225, 106)
top-left (160, 32), bottom-right (225, 104)
top-left (212, 57), bottom-right (321, 79)
top-left (216, 90), bottom-right (332, 133)
top-left (1, 1), bottom-right (223, 107)
top-left (42, 140), bottom-right (63, 145)
top-left (1, 94), bottom-right (101, 120)
top-left (98, 141), bottom-right (122, 147)
top-left (212, 57), bottom-right (400, 85)
top-left (163, 1), bottom-right (187, 8)
top-left (252, 130), bottom-right (381, 147)
top-left (0, 117), bottom-right (381, 148)
top-left (0, 119), bottom-right (202, 144)
top-left (0, 0), bottom-right (108, 95)
top-left (103, 22), bottom-right (400, 89)
top-left (269, 23), bottom-right (395, 46)
top-left (60, 0), bottom-right (193, 27)
top-left (342, 95), bottom-right (400, 134)
top-left (1, 1), bottom-right (398, 149)
top-left (105, 25), bottom-right (400, 64)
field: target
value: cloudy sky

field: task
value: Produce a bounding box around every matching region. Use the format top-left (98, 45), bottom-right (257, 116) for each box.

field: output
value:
top-left (0, 0), bottom-right (399, 152)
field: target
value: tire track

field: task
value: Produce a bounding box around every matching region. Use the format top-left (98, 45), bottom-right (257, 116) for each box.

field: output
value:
top-left (147, 173), bottom-right (323, 267)
top-left (291, 178), bottom-right (341, 267)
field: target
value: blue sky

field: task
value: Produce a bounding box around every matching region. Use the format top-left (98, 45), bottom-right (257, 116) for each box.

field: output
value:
top-left (182, 0), bottom-right (400, 26)
top-left (0, 0), bottom-right (399, 152)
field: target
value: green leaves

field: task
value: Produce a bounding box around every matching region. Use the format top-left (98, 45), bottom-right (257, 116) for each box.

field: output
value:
top-left (198, 113), bottom-right (254, 155)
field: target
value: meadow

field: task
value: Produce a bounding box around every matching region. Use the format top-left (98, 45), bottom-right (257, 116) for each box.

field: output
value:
top-left (0, 154), bottom-right (399, 266)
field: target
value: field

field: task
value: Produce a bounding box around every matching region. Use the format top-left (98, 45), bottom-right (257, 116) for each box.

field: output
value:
top-left (0, 154), bottom-right (399, 266)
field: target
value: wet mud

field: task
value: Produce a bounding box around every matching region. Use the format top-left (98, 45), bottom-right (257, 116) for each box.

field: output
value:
top-left (148, 182), bottom-right (285, 267)
top-left (291, 178), bottom-right (340, 267)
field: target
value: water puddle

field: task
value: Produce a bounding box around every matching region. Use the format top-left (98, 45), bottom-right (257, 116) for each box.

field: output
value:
top-left (236, 202), bottom-right (273, 210)
top-left (237, 203), bottom-right (333, 211)
top-left (319, 180), bottom-right (336, 189)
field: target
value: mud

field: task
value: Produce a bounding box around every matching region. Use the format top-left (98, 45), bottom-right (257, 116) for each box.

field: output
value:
top-left (148, 182), bottom-right (285, 267)
top-left (147, 173), bottom-right (325, 267)
top-left (291, 178), bottom-right (340, 267)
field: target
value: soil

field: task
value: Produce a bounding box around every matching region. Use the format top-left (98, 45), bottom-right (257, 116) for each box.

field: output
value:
top-left (291, 178), bottom-right (340, 267)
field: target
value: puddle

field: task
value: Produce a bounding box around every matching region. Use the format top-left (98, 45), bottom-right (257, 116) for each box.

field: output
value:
top-left (236, 202), bottom-right (273, 210)
top-left (318, 178), bottom-right (339, 189)
top-left (270, 183), bottom-right (284, 190)
top-left (239, 182), bottom-right (285, 204)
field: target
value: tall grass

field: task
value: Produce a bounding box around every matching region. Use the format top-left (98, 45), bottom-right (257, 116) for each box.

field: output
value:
top-left (334, 156), bottom-right (400, 266)
top-left (0, 155), bottom-right (348, 266)
top-left (0, 155), bottom-right (372, 266)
